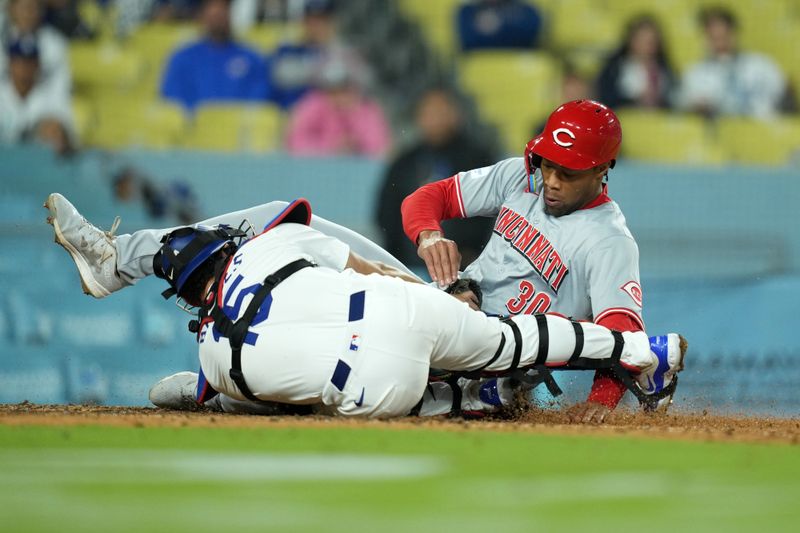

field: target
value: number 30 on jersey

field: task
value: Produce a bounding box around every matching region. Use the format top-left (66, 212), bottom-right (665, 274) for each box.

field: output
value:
top-left (505, 280), bottom-right (552, 315)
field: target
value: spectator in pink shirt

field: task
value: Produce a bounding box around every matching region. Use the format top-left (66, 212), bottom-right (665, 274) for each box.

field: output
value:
top-left (285, 56), bottom-right (391, 158)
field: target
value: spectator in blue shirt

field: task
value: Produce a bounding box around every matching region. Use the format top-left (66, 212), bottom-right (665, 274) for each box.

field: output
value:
top-left (267, 0), bottom-right (369, 110)
top-left (457, 0), bottom-right (542, 52)
top-left (160, 0), bottom-right (270, 112)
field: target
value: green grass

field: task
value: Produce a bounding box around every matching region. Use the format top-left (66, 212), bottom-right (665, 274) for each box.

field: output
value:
top-left (1, 424), bottom-right (798, 533)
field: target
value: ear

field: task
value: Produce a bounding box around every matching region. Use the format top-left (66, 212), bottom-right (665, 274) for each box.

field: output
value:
top-left (594, 162), bottom-right (611, 179)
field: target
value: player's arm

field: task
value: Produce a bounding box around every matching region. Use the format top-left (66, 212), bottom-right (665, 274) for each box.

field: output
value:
top-left (401, 177), bottom-right (464, 286)
top-left (345, 250), bottom-right (423, 284)
top-left (287, 223), bottom-right (422, 284)
top-left (402, 158), bottom-right (525, 285)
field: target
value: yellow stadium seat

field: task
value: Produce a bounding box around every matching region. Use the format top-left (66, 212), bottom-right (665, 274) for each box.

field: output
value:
top-left (127, 23), bottom-right (198, 56)
top-left (458, 51), bottom-right (561, 152)
top-left (399, 0), bottom-right (461, 60)
top-left (546, 0), bottom-right (621, 54)
top-left (70, 41), bottom-right (146, 97)
top-left (86, 98), bottom-right (186, 150)
top-left (71, 96), bottom-right (95, 146)
top-left (126, 23), bottom-right (198, 98)
top-left (242, 23), bottom-right (301, 52)
top-left (616, 110), bottom-right (725, 164)
top-left (76, 0), bottom-right (107, 39)
top-left (185, 104), bottom-right (284, 153)
top-left (717, 117), bottom-right (800, 165)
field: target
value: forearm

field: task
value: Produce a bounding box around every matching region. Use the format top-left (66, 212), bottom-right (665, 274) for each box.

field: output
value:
top-left (401, 176), bottom-right (464, 245)
top-left (345, 252), bottom-right (422, 283)
top-left (374, 262), bottom-right (424, 284)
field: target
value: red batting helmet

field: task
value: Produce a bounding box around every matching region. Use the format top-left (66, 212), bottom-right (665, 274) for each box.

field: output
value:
top-left (525, 99), bottom-right (622, 172)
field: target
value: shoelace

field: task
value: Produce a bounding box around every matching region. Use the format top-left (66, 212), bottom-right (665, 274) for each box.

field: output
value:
top-left (84, 215), bottom-right (121, 265)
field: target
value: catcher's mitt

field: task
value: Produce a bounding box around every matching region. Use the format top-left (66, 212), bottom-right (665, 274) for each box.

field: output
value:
top-left (444, 278), bottom-right (483, 309)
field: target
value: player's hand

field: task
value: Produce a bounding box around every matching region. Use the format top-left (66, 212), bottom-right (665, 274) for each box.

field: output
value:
top-left (451, 289), bottom-right (480, 311)
top-left (417, 230), bottom-right (461, 287)
top-left (566, 401), bottom-right (612, 424)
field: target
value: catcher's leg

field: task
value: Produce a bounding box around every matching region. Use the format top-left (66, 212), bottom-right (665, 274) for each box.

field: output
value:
top-left (408, 283), bottom-right (684, 404)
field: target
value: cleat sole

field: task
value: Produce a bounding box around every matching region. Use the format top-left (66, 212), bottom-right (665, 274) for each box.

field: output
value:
top-left (45, 194), bottom-right (111, 299)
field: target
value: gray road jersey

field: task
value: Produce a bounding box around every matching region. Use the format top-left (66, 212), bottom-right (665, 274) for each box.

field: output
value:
top-left (458, 157), bottom-right (644, 328)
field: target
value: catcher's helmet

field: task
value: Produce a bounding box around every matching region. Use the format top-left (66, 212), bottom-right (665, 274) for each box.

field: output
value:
top-left (153, 198), bottom-right (313, 301)
top-left (525, 99), bottom-right (622, 172)
top-left (153, 225), bottom-right (245, 300)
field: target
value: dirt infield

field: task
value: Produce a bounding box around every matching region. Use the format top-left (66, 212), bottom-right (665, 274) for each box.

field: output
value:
top-left (2, 403), bottom-right (798, 445)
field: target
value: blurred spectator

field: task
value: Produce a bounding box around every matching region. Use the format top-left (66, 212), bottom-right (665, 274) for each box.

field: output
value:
top-left (267, 0), bottom-right (369, 110)
top-left (160, 0), bottom-right (270, 112)
top-left (457, 0), bottom-right (542, 52)
top-left (41, 0), bottom-right (95, 39)
top-left (0, 36), bottom-right (73, 155)
top-left (595, 15), bottom-right (675, 110)
top-left (376, 87), bottom-right (495, 268)
top-left (0, 0), bottom-right (70, 95)
top-left (680, 6), bottom-right (788, 119)
top-left (533, 65), bottom-right (591, 135)
top-left (285, 55), bottom-right (390, 157)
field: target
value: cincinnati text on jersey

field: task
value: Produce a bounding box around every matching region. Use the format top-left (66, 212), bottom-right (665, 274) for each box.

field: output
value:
top-left (493, 206), bottom-right (568, 293)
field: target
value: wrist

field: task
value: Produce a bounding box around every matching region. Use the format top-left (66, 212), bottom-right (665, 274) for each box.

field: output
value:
top-left (417, 230), bottom-right (443, 244)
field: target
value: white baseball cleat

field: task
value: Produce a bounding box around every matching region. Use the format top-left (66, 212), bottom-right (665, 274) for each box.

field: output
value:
top-left (149, 371), bottom-right (202, 410)
top-left (45, 192), bottom-right (125, 298)
top-left (635, 333), bottom-right (688, 412)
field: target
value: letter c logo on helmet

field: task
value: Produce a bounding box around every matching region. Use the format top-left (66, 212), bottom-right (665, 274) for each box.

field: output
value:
top-left (524, 99), bottom-right (622, 173)
top-left (552, 127), bottom-right (576, 147)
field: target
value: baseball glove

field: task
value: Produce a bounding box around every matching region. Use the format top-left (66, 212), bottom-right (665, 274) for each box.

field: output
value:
top-left (444, 278), bottom-right (483, 309)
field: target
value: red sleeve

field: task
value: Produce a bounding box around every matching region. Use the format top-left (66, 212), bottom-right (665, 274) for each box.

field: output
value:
top-left (587, 312), bottom-right (643, 409)
top-left (401, 175), bottom-right (465, 244)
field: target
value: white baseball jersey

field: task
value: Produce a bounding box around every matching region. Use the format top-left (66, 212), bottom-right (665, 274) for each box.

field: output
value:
top-left (195, 222), bottom-right (653, 418)
top-left (456, 157), bottom-right (644, 329)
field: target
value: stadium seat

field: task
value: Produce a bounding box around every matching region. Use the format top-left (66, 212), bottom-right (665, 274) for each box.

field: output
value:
top-left (77, 0), bottom-right (112, 40)
top-left (545, 0), bottom-right (621, 54)
top-left (458, 51), bottom-right (561, 153)
top-left (616, 110), bottom-right (725, 164)
top-left (717, 117), bottom-right (800, 165)
top-left (126, 23), bottom-right (198, 98)
top-left (184, 104), bottom-right (285, 152)
top-left (69, 41), bottom-right (146, 97)
top-left (398, 0), bottom-right (461, 59)
top-left (241, 22), bottom-right (301, 51)
top-left (71, 96), bottom-right (95, 145)
top-left (86, 97), bottom-right (187, 150)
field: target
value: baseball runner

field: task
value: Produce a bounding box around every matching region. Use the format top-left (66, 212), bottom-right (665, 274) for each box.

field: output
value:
top-left (403, 99), bottom-right (654, 422)
top-left (145, 198), bottom-right (684, 418)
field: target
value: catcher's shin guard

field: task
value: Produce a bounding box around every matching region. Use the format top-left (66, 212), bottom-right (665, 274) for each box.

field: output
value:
top-left (483, 314), bottom-right (686, 410)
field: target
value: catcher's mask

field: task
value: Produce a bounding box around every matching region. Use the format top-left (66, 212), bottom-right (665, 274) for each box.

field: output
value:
top-left (153, 224), bottom-right (251, 311)
top-left (524, 99), bottom-right (621, 175)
